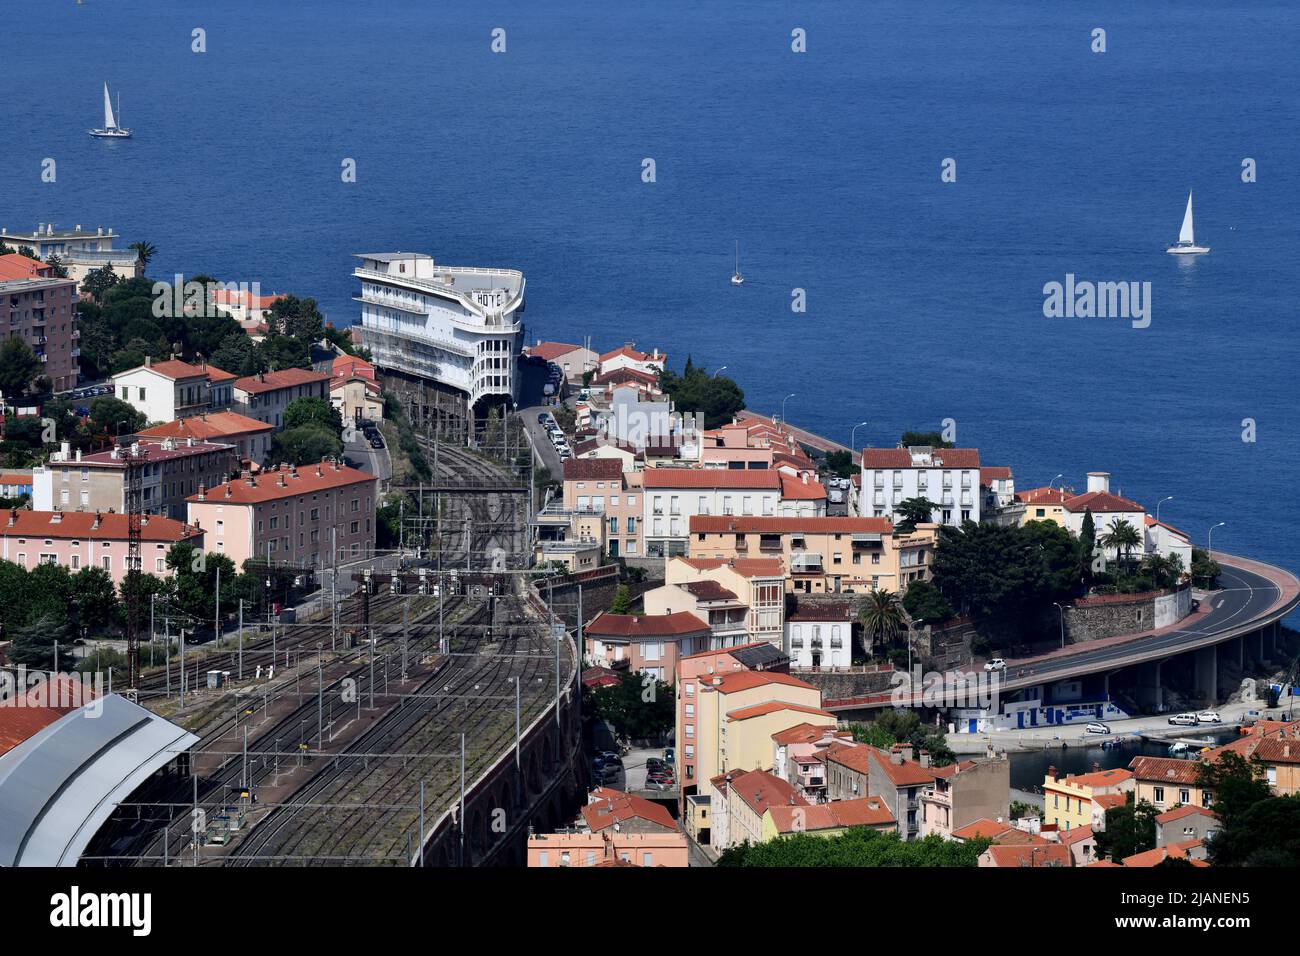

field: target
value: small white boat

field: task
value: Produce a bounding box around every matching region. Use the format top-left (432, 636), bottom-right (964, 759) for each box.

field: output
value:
top-left (89, 82), bottom-right (132, 138)
top-left (1166, 191), bottom-right (1208, 254)
top-left (730, 240), bottom-right (744, 285)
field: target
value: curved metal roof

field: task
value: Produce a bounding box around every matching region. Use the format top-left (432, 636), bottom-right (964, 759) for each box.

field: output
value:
top-left (0, 694), bottom-right (198, 867)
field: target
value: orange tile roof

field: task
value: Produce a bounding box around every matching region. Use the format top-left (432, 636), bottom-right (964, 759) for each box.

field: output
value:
top-left (0, 675), bottom-right (97, 756)
top-left (779, 473), bottom-right (827, 500)
top-left (0, 253), bottom-right (51, 280)
top-left (710, 671), bottom-right (815, 695)
top-left (189, 461), bottom-right (375, 504)
top-left (767, 796), bottom-right (895, 834)
top-left (980, 466), bottom-right (1013, 482)
top-left (585, 611), bottom-right (710, 639)
top-left (582, 787), bottom-right (677, 832)
top-left (1017, 486), bottom-right (1071, 506)
top-left (677, 557), bottom-right (785, 578)
top-left (725, 701), bottom-right (834, 722)
top-left (1048, 768), bottom-right (1134, 791)
top-left (983, 844), bottom-right (1072, 867)
top-left (860, 447), bottom-right (981, 469)
top-left (690, 515), bottom-right (892, 535)
top-left (0, 509), bottom-right (201, 543)
top-left (1154, 804), bottom-right (1217, 825)
top-left (1064, 490), bottom-right (1145, 514)
top-left (869, 748), bottom-right (939, 788)
top-left (728, 770), bottom-right (806, 817)
top-left (643, 468), bottom-right (781, 490)
top-left (528, 341), bottom-right (586, 362)
top-left (1128, 756), bottom-right (1203, 787)
top-left (233, 367), bottom-right (330, 394)
top-left (138, 411), bottom-right (275, 441)
top-left (1122, 842), bottom-right (1208, 867)
top-left (129, 359), bottom-right (229, 382)
top-left (772, 722), bottom-right (850, 746)
top-left (1059, 824), bottom-right (1095, 847)
top-left (951, 818), bottom-right (1016, 841)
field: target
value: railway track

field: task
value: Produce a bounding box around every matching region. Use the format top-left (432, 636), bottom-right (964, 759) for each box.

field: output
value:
top-left (225, 593), bottom-right (556, 866)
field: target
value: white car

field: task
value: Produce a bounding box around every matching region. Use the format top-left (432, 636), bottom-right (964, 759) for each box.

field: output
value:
top-left (984, 659), bottom-right (1006, 672)
top-left (1168, 713), bottom-right (1200, 726)
top-left (1196, 711), bottom-right (1223, 723)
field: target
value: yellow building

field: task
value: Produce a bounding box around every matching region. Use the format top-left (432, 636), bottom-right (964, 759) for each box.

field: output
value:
top-left (1044, 766), bottom-right (1134, 832)
top-left (687, 515), bottom-right (936, 595)
top-left (1016, 487), bottom-right (1071, 527)
top-left (1128, 757), bottom-right (1214, 812)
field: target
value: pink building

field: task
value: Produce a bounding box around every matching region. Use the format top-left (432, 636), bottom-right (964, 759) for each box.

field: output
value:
top-left (0, 255), bottom-right (79, 393)
top-left (527, 787), bottom-right (688, 867)
top-left (0, 509), bottom-right (204, 585)
top-left (562, 457), bottom-right (642, 558)
top-left (187, 459), bottom-right (376, 570)
top-left (584, 610), bottom-right (711, 684)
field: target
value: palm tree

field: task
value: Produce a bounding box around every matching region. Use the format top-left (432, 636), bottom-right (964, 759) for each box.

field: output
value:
top-left (859, 589), bottom-right (904, 654)
top-left (1102, 518), bottom-right (1141, 571)
top-left (129, 240), bottom-right (157, 271)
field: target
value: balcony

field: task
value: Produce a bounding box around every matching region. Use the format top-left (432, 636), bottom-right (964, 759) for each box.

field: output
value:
top-left (790, 553), bottom-right (823, 573)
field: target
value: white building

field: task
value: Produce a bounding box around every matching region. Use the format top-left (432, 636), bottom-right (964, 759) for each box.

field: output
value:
top-left (1062, 473), bottom-right (1147, 564)
top-left (0, 223), bottom-right (141, 284)
top-left (784, 600), bottom-right (854, 669)
top-left (642, 469), bottom-right (782, 558)
top-left (353, 252), bottom-right (523, 411)
top-left (597, 343), bottom-right (667, 379)
top-left (111, 359), bottom-right (236, 424)
top-left (859, 446), bottom-right (982, 526)
top-left (1145, 516), bottom-right (1193, 570)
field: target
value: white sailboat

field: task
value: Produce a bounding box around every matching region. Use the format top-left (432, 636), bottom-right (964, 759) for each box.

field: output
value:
top-left (730, 240), bottom-right (744, 285)
top-left (1166, 191), bottom-right (1208, 254)
top-left (89, 82), bottom-right (132, 138)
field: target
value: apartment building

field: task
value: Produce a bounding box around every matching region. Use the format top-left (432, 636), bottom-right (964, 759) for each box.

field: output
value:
top-left (597, 343), bottom-right (667, 379)
top-left (33, 438), bottom-right (236, 520)
top-left (583, 611), bottom-right (712, 683)
top-left (1045, 765), bottom-right (1136, 833)
top-left (723, 769), bottom-right (806, 850)
top-left (0, 259), bottom-right (79, 393)
top-left (666, 556), bottom-right (785, 648)
top-left (111, 358), bottom-right (237, 423)
top-left (559, 458), bottom-right (642, 558)
top-left (918, 755), bottom-right (1012, 839)
top-left (687, 515), bottom-right (937, 595)
top-left (0, 509), bottom-right (204, 585)
top-left (187, 459), bottom-right (376, 569)
top-left (643, 469), bottom-right (782, 558)
top-left (0, 224), bottom-right (141, 284)
top-left (784, 597), bottom-right (854, 669)
top-left (233, 368), bottom-right (331, 430)
top-left (771, 722), bottom-right (856, 801)
top-left (524, 341), bottom-right (598, 384)
top-left (859, 445), bottom-right (982, 526)
top-left (642, 579), bottom-right (751, 650)
top-left (137, 410), bottom-right (275, 465)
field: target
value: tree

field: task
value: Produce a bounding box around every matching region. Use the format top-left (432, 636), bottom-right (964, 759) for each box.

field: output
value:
top-left (88, 395), bottom-right (146, 434)
top-left (211, 331), bottom-right (264, 377)
top-left (0, 337), bottom-right (41, 401)
top-left (271, 425), bottom-right (343, 466)
top-left (283, 396), bottom-right (342, 434)
top-left (1206, 797), bottom-right (1300, 866)
top-left (71, 566), bottom-right (121, 632)
top-left (81, 264), bottom-right (121, 302)
top-left (823, 450), bottom-right (856, 480)
top-left (657, 364), bottom-right (745, 429)
top-left (129, 241), bottom-right (158, 270)
top-left (587, 670), bottom-right (674, 742)
top-left (1191, 547), bottom-right (1221, 589)
top-left (7, 610), bottom-right (75, 670)
top-left (718, 827), bottom-right (986, 867)
top-left (1197, 752), bottom-right (1271, 837)
top-left (1095, 793), bottom-right (1158, 861)
top-left (610, 584), bottom-right (633, 615)
top-left (1078, 509), bottom-right (1097, 584)
top-left (1102, 517), bottom-right (1141, 571)
top-left (894, 497), bottom-right (940, 533)
top-left (899, 430), bottom-right (953, 449)
top-left (266, 295), bottom-right (325, 341)
top-left (859, 589), bottom-right (904, 653)
top-left (901, 578), bottom-right (953, 624)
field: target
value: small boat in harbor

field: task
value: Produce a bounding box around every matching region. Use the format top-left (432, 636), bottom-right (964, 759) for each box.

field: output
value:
top-left (89, 82), bottom-right (132, 138)
top-left (730, 240), bottom-right (744, 285)
top-left (1166, 191), bottom-right (1208, 254)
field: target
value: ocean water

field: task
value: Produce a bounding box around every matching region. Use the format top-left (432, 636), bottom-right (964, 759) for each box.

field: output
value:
top-left (3, 0), bottom-right (1299, 588)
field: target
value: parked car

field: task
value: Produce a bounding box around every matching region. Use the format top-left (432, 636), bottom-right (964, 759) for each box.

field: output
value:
top-left (369, 436), bottom-right (384, 449)
top-left (598, 751), bottom-right (623, 767)
top-left (1168, 713), bottom-right (1200, 726)
top-left (1084, 722), bottom-right (1111, 735)
top-left (663, 747), bottom-right (675, 763)
top-left (537, 413), bottom-right (549, 424)
top-left (984, 659), bottom-right (1006, 672)
top-left (645, 777), bottom-right (676, 792)
top-left (1196, 711), bottom-right (1223, 723)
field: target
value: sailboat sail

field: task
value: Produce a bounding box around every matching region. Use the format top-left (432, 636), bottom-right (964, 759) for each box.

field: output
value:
top-left (102, 82), bottom-right (117, 130)
top-left (1178, 192), bottom-right (1195, 245)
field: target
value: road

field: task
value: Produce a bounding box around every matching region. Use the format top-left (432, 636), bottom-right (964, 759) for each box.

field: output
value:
top-left (344, 428), bottom-right (392, 486)
top-left (518, 404), bottom-right (564, 477)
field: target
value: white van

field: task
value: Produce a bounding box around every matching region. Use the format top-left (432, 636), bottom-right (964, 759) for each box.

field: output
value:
top-left (1168, 713), bottom-right (1200, 726)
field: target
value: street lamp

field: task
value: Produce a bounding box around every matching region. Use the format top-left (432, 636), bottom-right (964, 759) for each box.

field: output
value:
top-left (1049, 474), bottom-right (1063, 490)
top-left (1208, 522), bottom-right (1225, 560)
top-left (780, 393), bottom-right (796, 426)
top-left (1052, 602), bottom-right (1066, 648)
top-left (1156, 496), bottom-right (1174, 523)
top-left (850, 421), bottom-right (869, 455)
top-left (712, 366), bottom-right (728, 379)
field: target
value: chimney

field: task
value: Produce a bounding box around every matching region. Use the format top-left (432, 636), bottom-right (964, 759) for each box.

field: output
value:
top-left (60, 440), bottom-right (70, 458)
top-left (1047, 764), bottom-right (1058, 782)
top-left (7, 509), bottom-right (15, 527)
top-left (1086, 472), bottom-right (1110, 494)
top-left (145, 355), bottom-right (152, 367)
top-left (197, 483), bottom-right (206, 501)
top-left (919, 750), bottom-right (931, 769)
top-left (891, 747), bottom-right (904, 765)
top-left (93, 511), bottom-right (102, 529)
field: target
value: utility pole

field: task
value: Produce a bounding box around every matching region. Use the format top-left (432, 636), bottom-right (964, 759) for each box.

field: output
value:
top-left (179, 629), bottom-right (186, 708)
top-left (237, 599), bottom-right (244, 681)
top-left (214, 564), bottom-right (221, 648)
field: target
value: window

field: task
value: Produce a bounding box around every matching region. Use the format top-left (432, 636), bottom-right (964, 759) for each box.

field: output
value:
top-left (1153, 786), bottom-right (1165, 805)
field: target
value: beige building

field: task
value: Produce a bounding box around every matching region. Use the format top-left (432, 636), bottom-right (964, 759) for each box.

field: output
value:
top-left (919, 755), bottom-right (1011, 839)
top-left (665, 556), bottom-right (785, 649)
top-left (688, 515), bottom-right (937, 595)
top-left (1127, 756), bottom-right (1213, 812)
top-left (233, 368), bottom-right (331, 431)
top-left (1016, 486), bottom-right (1071, 526)
top-left (187, 459), bottom-right (376, 570)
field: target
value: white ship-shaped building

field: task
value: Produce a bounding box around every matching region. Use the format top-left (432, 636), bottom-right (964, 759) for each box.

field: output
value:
top-left (352, 252), bottom-right (524, 411)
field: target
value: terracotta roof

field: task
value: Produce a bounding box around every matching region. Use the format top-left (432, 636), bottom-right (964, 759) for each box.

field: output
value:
top-left (1155, 804), bottom-right (1217, 825)
top-left (122, 359), bottom-right (229, 382)
top-left (213, 288), bottom-right (284, 310)
top-left (1087, 860), bottom-right (1123, 868)
top-left (189, 461), bottom-right (375, 504)
top-left (1122, 842), bottom-right (1209, 867)
top-left (596, 367), bottom-right (659, 387)
top-left (1144, 516), bottom-right (1191, 541)
top-left (679, 640), bottom-right (779, 662)
top-left (233, 367), bottom-right (330, 394)
top-left (1249, 737), bottom-right (1300, 764)
top-left (859, 447), bottom-right (981, 469)
top-left (869, 748), bottom-right (939, 788)
top-left (678, 580), bottom-right (738, 602)
top-left (0, 509), bottom-right (201, 543)
top-left (563, 458), bottom-right (623, 482)
top-left (677, 557), bottom-right (785, 578)
top-left (584, 611), bottom-right (710, 640)
top-left (1016, 486), bottom-right (1071, 506)
top-left (0, 676), bottom-right (97, 756)
top-left (0, 472), bottom-right (33, 485)
top-left (138, 411), bottom-right (275, 442)
top-left (928, 759), bottom-right (978, 779)
top-left (331, 355), bottom-right (375, 377)
top-left (1064, 491), bottom-right (1144, 514)
top-left (599, 345), bottom-right (663, 364)
top-left (779, 474), bottom-right (827, 500)
top-left (767, 797), bottom-right (895, 834)
top-left (980, 466), bottom-right (1013, 482)
top-left (772, 722), bottom-right (851, 746)
top-left (826, 746), bottom-right (874, 775)
top-left (709, 768), bottom-right (750, 795)
top-left (1128, 756), bottom-right (1204, 786)
top-left (728, 770), bottom-right (807, 817)
top-left (582, 788), bottom-right (677, 832)
top-left (1093, 792), bottom-right (1128, 811)
top-left (952, 818), bottom-right (1017, 841)
top-left (725, 701), bottom-right (834, 722)
top-left (1060, 824), bottom-right (1095, 847)
top-left (643, 468), bottom-right (781, 490)
top-left (1048, 768), bottom-right (1133, 791)
top-left (786, 600), bottom-right (855, 623)
top-left (983, 844), bottom-right (1072, 868)
top-left (0, 253), bottom-right (51, 280)
top-left (527, 341), bottom-right (587, 362)
top-left (690, 515), bottom-right (893, 535)
top-left (709, 670), bottom-right (816, 695)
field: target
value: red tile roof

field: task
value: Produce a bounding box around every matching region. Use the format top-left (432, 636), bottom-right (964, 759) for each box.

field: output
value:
top-left (690, 515), bottom-right (892, 535)
top-left (582, 787), bottom-right (677, 832)
top-left (1144, 515), bottom-right (1190, 541)
top-left (728, 769), bottom-right (807, 816)
top-left (1249, 736), bottom-right (1300, 764)
top-left (869, 748), bottom-right (939, 788)
top-left (1059, 824), bottom-right (1095, 847)
top-left (0, 253), bottom-right (51, 280)
top-left (859, 447), bottom-right (981, 469)
top-left (1017, 486), bottom-right (1071, 506)
top-left (189, 461), bottom-right (375, 504)
top-left (771, 722), bottom-right (851, 746)
top-left (725, 701), bottom-right (834, 721)
top-left (709, 670), bottom-right (816, 695)
top-left (233, 367), bottom-right (330, 394)
top-left (767, 796), bottom-right (895, 833)
top-left (779, 474), bottom-right (827, 500)
top-left (677, 580), bottom-right (739, 602)
top-left (0, 675), bottom-right (97, 756)
top-left (1047, 768), bottom-right (1133, 791)
top-left (138, 411), bottom-right (274, 442)
top-left (677, 557), bottom-right (785, 578)
top-left (129, 359), bottom-right (229, 382)
top-left (983, 844), bottom-right (1071, 867)
top-left (1122, 841), bottom-right (1208, 867)
top-left (0, 509), bottom-right (201, 543)
top-left (1064, 491), bottom-right (1144, 514)
top-left (527, 341), bottom-right (587, 362)
top-left (980, 466), bottom-right (1013, 482)
top-left (643, 468), bottom-right (781, 490)
top-left (952, 818), bottom-right (1017, 841)
top-left (584, 611), bottom-right (710, 639)
top-left (1128, 756), bottom-right (1204, 786)
top-left (1155, 804), bottom-right (1217, 825)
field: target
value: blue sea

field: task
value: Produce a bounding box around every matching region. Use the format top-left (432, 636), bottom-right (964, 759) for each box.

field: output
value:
top-left (4, 0), bottom-right (1299, 588)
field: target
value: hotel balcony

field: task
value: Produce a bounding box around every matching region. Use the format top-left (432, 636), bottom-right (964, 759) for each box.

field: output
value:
top-left (790, 552), bottom-right (823, 573)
